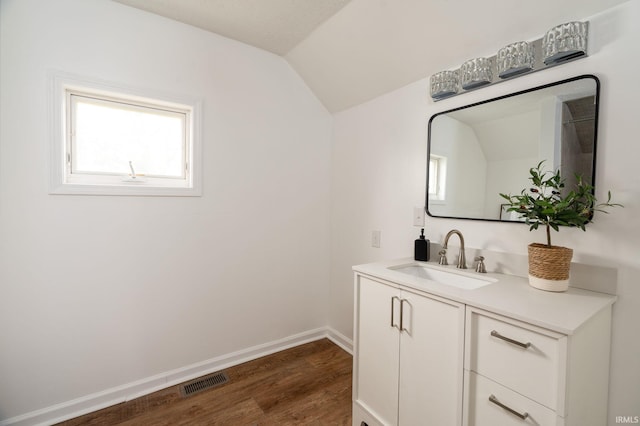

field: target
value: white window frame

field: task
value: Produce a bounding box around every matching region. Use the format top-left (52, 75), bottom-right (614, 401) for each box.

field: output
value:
top-left (49, 71), bottom-right (202, 196)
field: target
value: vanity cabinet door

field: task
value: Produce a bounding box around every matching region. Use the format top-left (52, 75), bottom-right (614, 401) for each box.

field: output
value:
top-left (398, 290), bottom-right (465, 426)
top-left (353, 275), bottom-right (464, 426)
top-left (354, 276), bottom-right (401, 425)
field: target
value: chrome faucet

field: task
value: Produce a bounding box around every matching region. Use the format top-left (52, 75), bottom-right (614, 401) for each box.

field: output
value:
top-left (442, 229), bottom-right (467, 269)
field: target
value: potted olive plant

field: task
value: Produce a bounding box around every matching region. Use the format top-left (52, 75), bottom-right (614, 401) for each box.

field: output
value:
top-left (500, 161), bottom-right (622, 292)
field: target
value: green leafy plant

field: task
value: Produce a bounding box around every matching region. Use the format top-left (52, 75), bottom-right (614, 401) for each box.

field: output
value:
top-left (500, 161), bottom-right (622, 247)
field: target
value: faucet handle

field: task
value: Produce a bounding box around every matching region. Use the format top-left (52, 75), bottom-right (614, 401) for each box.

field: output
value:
top-left (438, 250), bottom-right (448, 265)
top-left (474, 256), bottom-right (486, 273)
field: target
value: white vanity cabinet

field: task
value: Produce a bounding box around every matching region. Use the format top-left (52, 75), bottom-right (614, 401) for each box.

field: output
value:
top-left (353, 259), bottom-right (616, 426)
top-left (464, 306), bottom-right (613, 426)
top-left (352, 274), bottom-right (465, 426)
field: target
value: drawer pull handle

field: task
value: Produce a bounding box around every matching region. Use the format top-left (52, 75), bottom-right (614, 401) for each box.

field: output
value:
top-left (489, 394), bottom-right (529, 420)
top-left (491, 330), bottom-right (531, 349)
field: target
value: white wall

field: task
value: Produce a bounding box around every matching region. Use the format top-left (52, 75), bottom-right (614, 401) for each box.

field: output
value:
top-left (0, 0), bottom-right (332, 421)
top-left (330, 2), bottom-right (640, 423)
top-left (477, 111), bottom-right (540, 218)
top-left (485, 157), bottom-right (536, 219)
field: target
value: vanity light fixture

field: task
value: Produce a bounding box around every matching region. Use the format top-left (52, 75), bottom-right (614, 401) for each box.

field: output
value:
top-left (497, 41), bottom-right (534, 79)
top-left (460, 57), bottom-right (493, 90)
top-left (429, 20), bottom-right (589, 101)
top-left (430, 70), bottom-right (459, 100)
top-left (543, 21), bottom-right (588, 65)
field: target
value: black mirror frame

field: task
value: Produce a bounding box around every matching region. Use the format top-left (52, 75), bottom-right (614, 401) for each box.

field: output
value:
top-left (426, 74), bottom-right (600, 223)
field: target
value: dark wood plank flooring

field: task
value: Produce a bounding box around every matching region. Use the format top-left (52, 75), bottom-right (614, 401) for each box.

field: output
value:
top-left (56, 338), bottom-right (352, 425)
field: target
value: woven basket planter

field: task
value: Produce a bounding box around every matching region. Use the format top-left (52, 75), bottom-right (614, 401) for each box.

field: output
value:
top-left (527, 243), bottom-right (573, 292)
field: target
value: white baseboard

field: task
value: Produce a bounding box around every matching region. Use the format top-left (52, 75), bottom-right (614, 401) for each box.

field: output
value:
top-left (0, 327), bottom-right (353, 426)
top-left (326, 327), bottom-right (353, 355)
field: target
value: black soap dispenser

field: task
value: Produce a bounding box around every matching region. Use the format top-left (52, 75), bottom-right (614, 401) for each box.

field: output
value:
top-left (414, 228), bottom-right (430, 261)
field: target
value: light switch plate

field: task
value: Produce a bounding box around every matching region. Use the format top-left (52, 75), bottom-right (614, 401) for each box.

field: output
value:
top-left (413, 207), bottom-right (425, 227)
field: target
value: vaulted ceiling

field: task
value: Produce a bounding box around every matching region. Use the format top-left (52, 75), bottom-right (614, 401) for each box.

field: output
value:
top-left (113, 0), bottom-right (629, 112)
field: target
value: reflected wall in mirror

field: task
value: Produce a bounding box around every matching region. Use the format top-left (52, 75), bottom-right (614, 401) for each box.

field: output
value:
top-left (427, 75), bottom-right (599, 222)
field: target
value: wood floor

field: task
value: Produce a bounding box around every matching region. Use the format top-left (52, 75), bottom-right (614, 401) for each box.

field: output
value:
top-left (56, 339), bottom-right (352, 425)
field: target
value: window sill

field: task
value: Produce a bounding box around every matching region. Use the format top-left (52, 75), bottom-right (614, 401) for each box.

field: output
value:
top-left (49, 181), bottom-right (202, 197)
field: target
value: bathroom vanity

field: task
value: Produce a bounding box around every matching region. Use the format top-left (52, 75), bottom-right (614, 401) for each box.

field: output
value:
top-left (352, 259), bottom-right (616, 426)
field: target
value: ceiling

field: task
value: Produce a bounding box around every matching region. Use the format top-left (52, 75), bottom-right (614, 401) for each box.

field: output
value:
top-left (113, 0), bottom-right (352, 56)
top-left (113, 0), bottom-right (629, 113)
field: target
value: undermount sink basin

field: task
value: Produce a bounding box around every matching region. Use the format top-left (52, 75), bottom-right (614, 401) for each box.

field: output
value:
top-left (389, 263), bottom-right (496, 290)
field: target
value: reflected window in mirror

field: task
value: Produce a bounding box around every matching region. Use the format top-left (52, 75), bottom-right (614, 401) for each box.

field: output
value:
top-left (426, 75), bottom-right (599, 222)
top-left (429, 155), bottom-right (447, 202)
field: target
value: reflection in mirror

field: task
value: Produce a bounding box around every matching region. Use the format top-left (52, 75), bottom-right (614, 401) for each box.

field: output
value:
top-left (427, 75), bottom-right (599, 222)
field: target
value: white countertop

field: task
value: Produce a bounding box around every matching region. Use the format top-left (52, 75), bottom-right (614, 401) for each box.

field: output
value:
top-left (353, 258), bottom-right (617, 335)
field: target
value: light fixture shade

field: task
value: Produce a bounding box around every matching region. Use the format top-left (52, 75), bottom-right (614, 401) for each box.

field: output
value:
top-left (430, 70), bottom-right (459, 100)
top-left (460, 57), bottom-right (493, 90)
top-left (543, 21), bottom-right (588, 65)
top-left (497, 41), bottom-right (535, 79)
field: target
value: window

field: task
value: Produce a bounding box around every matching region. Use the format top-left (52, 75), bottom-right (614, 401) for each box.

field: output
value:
top-left (50, 71), bottom-right (201, 196)
top-left (429, 155), bottom-right (446, 201)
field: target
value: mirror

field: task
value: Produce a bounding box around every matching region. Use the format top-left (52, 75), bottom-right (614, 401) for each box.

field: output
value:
top-left (427, 75), bottom-right (599, 221)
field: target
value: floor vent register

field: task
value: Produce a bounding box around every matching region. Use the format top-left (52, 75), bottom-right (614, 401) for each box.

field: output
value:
top-left (180, 371), bottom-right (230, 397)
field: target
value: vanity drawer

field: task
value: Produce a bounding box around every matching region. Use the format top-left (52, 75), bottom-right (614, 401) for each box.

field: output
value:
top-left (465, 371), bottom-right (558, 426)
top-left (466, 309), bottom-right (565, 410)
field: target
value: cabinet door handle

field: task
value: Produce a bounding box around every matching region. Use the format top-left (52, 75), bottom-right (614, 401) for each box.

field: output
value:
top-left (488, 394), bottom-right (529, 420)
top-left (399, 299), bottom-right (411, 333)
top-left (391, 296), bottom-right (401, 329)
top-left (490, 330), bottom-right (531, 349)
